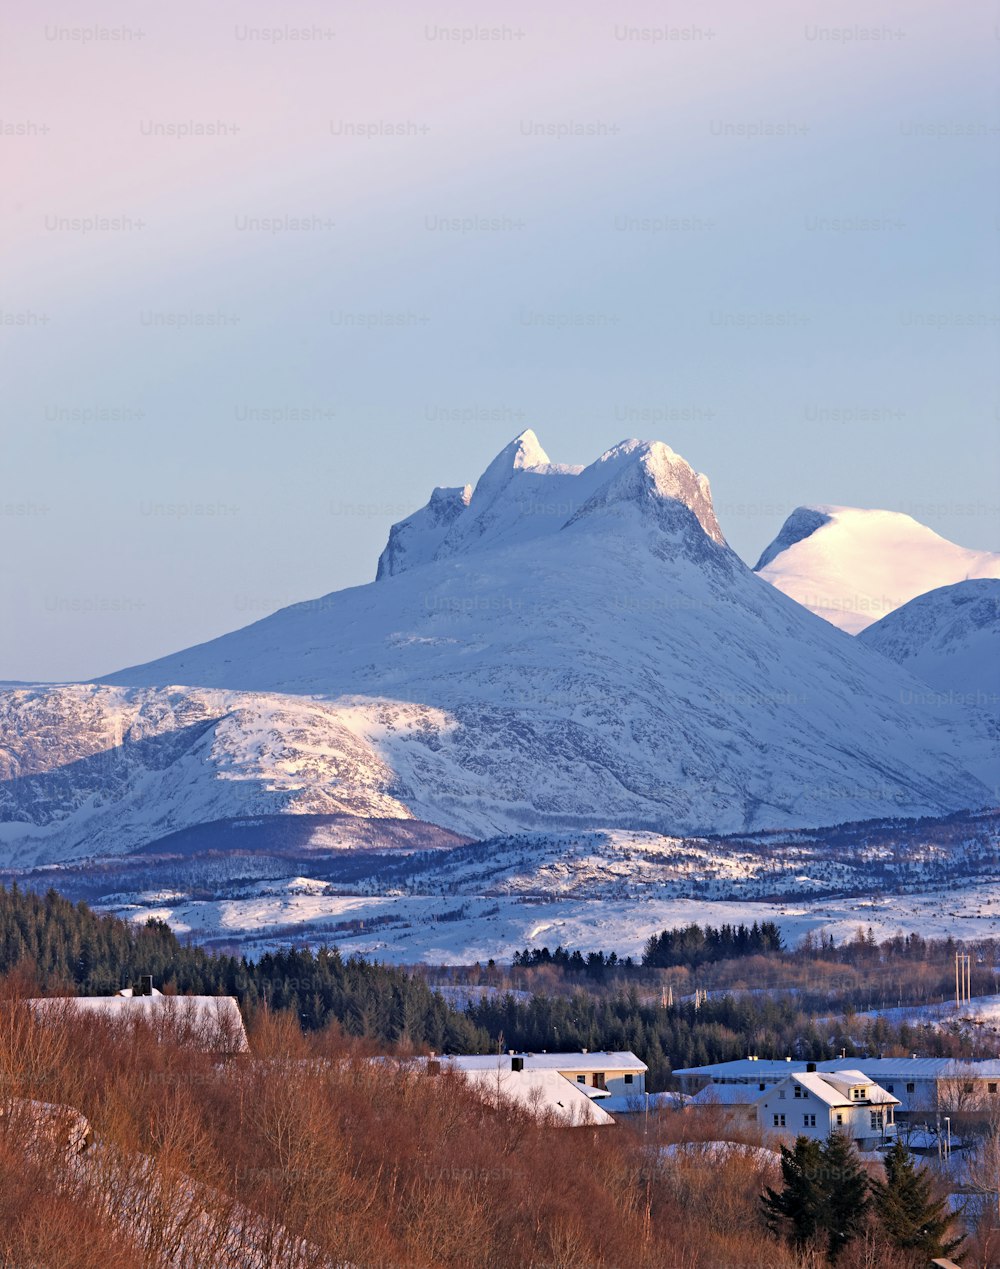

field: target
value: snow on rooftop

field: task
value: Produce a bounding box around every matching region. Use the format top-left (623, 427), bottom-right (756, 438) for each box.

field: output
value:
top-left (689, 1083), bottom-right (760, 1107)
top-left (457, 1066), bottom-right (615, 1127)
top-left (25, 993), bottom-right (249, 1053)
top-left (676, 1056), bottom-right (1000, 1080)
top-left (443, 1051), bottom-right (646, 1073)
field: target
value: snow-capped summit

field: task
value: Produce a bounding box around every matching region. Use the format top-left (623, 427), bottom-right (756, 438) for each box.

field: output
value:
top-left (753, 506), bottom-right (832, 572)
top-left (77, 432), bottom-right (995, 841)
top-left (378, 431), bottom-right (725, 579)
top-left (754, 505), bottom-right (1000, 634)
top-left (567, 439), bottom-right (725, 547)
top-left (474, 427), bottom-right (552, 485)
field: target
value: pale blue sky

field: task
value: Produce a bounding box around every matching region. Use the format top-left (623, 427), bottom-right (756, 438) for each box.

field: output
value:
top-left (2, 0), bottom-right (998, 680)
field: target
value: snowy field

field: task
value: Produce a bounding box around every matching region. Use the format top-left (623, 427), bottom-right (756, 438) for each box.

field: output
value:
top-left (104, 879), bottom-right (1000, 966)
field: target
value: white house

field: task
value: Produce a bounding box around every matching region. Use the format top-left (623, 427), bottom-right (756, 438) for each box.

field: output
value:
top-left (673, 1055), bottom-right (1000, 1117)
top-left (686, 1081), bottom-right (760, 1130)
top-left (756, 1070), bottom-right (898, 1149)
top-left (445, 1051), bottom-right (646, 1113)
top-left (417, 1051), bottom-right (647, 1124)
top-left (23, 982), bottom-right (249, 1055)
top-left (448, 1063), bottom-right (615, 1127)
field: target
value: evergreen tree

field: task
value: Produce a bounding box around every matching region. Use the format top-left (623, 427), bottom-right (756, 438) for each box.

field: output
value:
top-left (761, 1136), bottom-right (826, 1250)
top-left (763, 1133), bottom-right (869, 1262)
top-left (820, 1131), bottom-right (870, 1262)
top-left (871, 1139), bottom-right (963, 1261)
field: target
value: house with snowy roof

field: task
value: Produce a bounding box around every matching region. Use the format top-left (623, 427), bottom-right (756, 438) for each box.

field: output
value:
top-left (23, 977), bottom-right (249, 1055)
top-left (673, 1055), bottom-right (1000, 1117)
top-left (756, 1068), bottom-right (898, 1150)
top-left (419, 1050), bottom-right (647, 1124)
top-left (686, 1081), bottom-right (761, 1130)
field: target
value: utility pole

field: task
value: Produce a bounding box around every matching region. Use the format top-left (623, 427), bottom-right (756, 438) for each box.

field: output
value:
top-left (956, 952), bottom-right (972, 1009)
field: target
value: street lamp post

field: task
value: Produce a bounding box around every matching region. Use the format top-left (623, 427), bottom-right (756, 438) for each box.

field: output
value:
top-left (944, 1116), bottom-right (951, 1161)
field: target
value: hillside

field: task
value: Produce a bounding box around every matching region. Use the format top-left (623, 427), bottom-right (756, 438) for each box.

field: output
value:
top-left (858, 578), bottom-right (1000, 698)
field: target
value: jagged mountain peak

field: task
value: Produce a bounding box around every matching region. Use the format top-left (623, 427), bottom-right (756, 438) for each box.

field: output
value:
top-left (575, 438), bottom-right (725, 546)
top-left (378, 433), bottom-right (725, 578)
top-left (375, 484), bottom-right (471, 582)
top-left (499, 427), bottom-right (551, 471)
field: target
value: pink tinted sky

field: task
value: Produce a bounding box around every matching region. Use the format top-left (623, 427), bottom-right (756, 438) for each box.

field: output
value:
top-left (2, 0), bottom-right (998, 678)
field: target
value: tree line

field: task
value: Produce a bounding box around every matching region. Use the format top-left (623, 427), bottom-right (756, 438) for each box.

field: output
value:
top-left (642, 920), bottom-right (784, 968)
top-left (2, 884), bottom-right (995, 1092)
top-left (0, 884), bottom-right (488, 1053)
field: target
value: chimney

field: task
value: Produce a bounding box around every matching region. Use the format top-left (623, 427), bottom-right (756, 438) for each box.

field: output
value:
top-left (806, 1062), bottom-right (817, 1073)
top-left (582, 1047), bottom-right (588, 1055)
top-left (511, 1056), bottom-right (524, 1072)
top-left (136, 975), bottom-right (153, 997)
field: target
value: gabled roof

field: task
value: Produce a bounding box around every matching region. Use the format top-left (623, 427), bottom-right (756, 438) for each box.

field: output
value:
top-left (821, 1071), bottom-right (898, 1104)
top-left (24, 994), bottom-right (249, 1053)
top-left (674, 1056), bottom-right (1000, 1080)
top-left (453, 1066), bottom-right (615, 1126)
top-left (443, 1051), bottom-right (646, 1074)
top-left (755, 1071), bottom-right (899, 1108)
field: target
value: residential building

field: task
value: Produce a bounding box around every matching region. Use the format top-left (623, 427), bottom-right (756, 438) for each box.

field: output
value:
top-left (756, 1069), bottom-right (898, 1149)
top-left (22, 981), bottom-right (249, 1054)
top-left (673, 1055), bottom-right (1000, 1118)
top-left (418, 1050), bottom-right (647, 1123)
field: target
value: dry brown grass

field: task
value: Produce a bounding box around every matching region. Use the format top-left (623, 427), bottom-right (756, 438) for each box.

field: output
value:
top-left (0, 978), bottom-right (934, 1268)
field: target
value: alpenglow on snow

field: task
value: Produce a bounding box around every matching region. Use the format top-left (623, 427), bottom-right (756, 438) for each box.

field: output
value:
top-left (0, 432), bottom-right (993, 866)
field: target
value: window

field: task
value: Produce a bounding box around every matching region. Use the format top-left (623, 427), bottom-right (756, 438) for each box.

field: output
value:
top-left (906, 1083), bottom-right (915, 1094)
top-left (871, 1111), bottom-right (883, 1130)
top-left (793, 1085), bottom-right (803, 1098)
top-left (624, 1073), bottom-right (634, 1085)
top-left (758, 1082), bottom-right (765, 1091)
top-left (836, 1113), bottom-right (843, 1125)
top-left (576, 1075), bottom-right (586, 1083)
top-left (851, 1087), bottom-right (866, 1100)
top-left (989, 1083), bottom-right (997, 1094)
top-left (964, 1083), bottom-right (974, 1094)
top-left (593, 1073), bottom-right (607, 1090)
top-left (773, 1114), bottom-right (785, 1127)
top-left (803, 1114), bottom-right (816, 1127)
top-left (887, 1085), bottom-right (894, 1093)
top-left (779, 1090), bottom-right (786, 1100)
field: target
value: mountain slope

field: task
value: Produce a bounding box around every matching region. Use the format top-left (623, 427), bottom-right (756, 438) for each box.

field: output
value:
top-left (858, 579), bottom-right (1000, 701)
top-left (0, 684), bottom-right (434, 865)
top-left (71, 432), bottom-right (991, 837)
top-left (754, 505), bottom-right (1000, 634)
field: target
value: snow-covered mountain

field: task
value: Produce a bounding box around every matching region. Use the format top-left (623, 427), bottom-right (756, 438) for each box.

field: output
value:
top-left (858, 579), bottom-right (1000, 700)
top-left (0, 684), bottom-right (438, 866)
top-left (1, 432), bottom-right (994, 866)
top-left (754, 505), bottom-right (1000, 634)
